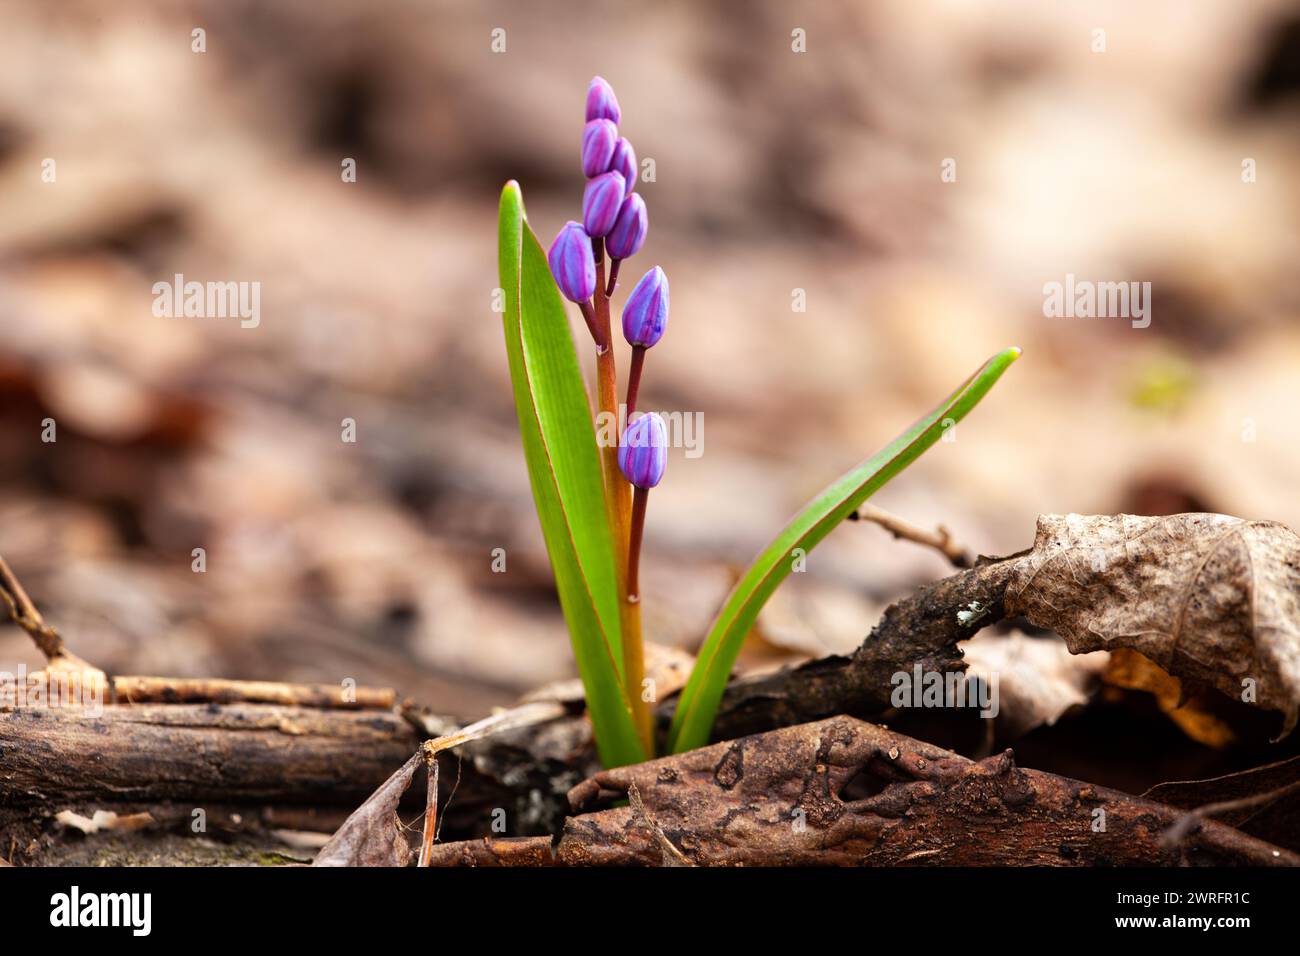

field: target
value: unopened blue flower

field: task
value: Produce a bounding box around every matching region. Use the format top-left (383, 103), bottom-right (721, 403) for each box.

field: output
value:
top-left (622, 266), bottom-right (668, 348)
top-left (547, 221), bottom-right (596, 303)
top-left (606, 193), bottom-right (647, 260)
top-left (582, 119), bottom-right (617, 178)
top-left (583, 171), bottom-right (626, 238)
top-left (585, 76), bottom-right (621, 124)
top-left (611, 138), bottom-right (636, 197)
top-left (618, 413), bottom-right (668, 489)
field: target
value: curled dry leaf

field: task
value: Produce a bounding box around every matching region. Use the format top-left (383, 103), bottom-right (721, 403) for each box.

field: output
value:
top-left (313, 752), bottom-right (421, 867)
top-left (1005, 514), bottom-right (1300, 736)
top-left (960, 631), bottom-right (1108, 738)
top-left (322, 699), bottom-right (574, 866)
top-left (1103, 647), bottom-right (1236, 748)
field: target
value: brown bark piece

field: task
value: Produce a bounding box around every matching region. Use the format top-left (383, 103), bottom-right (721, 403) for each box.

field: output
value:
top-left (697, 557), bottom-right (1016, 739)
top-left (422, 835), bottom-right (556, 867)
top-left (431, 717), bottom-right (1297, 866)
top-left (0, 702), bottom-right (420, 828)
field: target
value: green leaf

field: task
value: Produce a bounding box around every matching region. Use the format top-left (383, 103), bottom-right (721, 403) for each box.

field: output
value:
top-left (667, 347), bottom-right (1022, 754)
top-left (498, 181), bottom-right (646, 767)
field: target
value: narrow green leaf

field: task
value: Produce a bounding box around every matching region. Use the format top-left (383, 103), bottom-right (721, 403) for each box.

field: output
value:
top-left (667, 347), bottom-right (1022, 754)
top-left (498, 181), bottom-right (646, 767)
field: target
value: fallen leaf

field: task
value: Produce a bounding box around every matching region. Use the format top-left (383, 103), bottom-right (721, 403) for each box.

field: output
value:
top-left (313, 752), bottom-right (421, 867)
top-left (1143, 755), bottom-right (1300, 852)
top-left (1005, 514), bottom-right (1300, 735)
top-left (1103, 647), bottom-right (1235, 748)
top-left (960, 631), bottom-right (1107, 738)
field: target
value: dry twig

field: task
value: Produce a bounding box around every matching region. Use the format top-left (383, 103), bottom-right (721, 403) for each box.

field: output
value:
top-left (849, 504), bottom-right (972, 568)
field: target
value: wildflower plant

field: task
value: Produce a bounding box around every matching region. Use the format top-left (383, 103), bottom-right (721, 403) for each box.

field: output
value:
top-left (498, 77), bottom-right (1020, 767)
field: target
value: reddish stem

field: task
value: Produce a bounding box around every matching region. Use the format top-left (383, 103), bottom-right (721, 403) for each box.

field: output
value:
top-left (594, 244), bottom-right (651, 753)
top-left (625, 345), bottom-right (646, 417)
top-left (606, 258), bottom-right (622, 297)
top-left (627, 485), bottom-right (649, 602)
top-left (578, 300), bottom-right (606, 351)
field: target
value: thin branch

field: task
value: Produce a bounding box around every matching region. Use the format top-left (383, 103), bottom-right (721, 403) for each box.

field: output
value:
top-left (113, 676), bottom-right (395, 709)
top-left (435, 752), bottom-right (462, 843)
top-left (416, 700), bottom-right (567, 756)
top-left (848, 504), bottom-right (972, 568)
top-left (1162, 779), bottom-right (1300, 847)
top-left (0, 556), bottom-right (391, 710)
top-left (0, 556), bottom-right (65, 660)
top-left (417, 755), bottom-right (439, 867)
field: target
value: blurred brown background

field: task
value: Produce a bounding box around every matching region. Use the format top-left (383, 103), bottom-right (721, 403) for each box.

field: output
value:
top-left (1, 0), bottom-right (1298, 745)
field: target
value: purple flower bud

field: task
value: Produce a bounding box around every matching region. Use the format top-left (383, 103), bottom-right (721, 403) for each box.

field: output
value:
top-left (585, 76), bottom-right (621, 125)
top-left (622, 266), bottom-right (668, 348)
top-left (611, 137), bottom-right (637, 197)
top-left (606, 193), bottom-right (647, 260)
top-left (583, 171), bottom-right (625, 238)
top-left (547, 221), bottom-right (596, 303)
top-left (618, 413), bottom-right (668, 489)
top-left (581, 119), bottom-right (617, 178)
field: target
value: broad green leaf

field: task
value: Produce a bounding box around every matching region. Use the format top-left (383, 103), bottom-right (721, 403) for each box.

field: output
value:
top-left (667, 347), bottom-right (1022, 754)
top-left (498, 181), bottom-right (646, 767)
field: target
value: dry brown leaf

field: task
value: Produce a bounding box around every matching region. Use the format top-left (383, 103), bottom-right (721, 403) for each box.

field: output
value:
top-left (312, 752), bottom-right (421, 867)
top-left (960, 631), bottom-right (1107, 738)
top-left (1103, 647), bottom-right (1236, 748)
top-left (1005, 514), bottom-right (1300, 735)
top-left (1143, 755), bottom-right (1300, 852)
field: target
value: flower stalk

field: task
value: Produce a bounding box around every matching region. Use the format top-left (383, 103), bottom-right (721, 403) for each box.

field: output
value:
top-left (592, 246), bottom-right (650, 751)
top-left (577, 301), bottom-right (604, 351)
top-left (516, 79), bottom-right (1021, 767)
top-left (627, 485), bottom-right (648, 601)
top-left (621, 265), bottom-right (667, 416)
top-left (547, 76), bottom-right (662, 756)
top-left (618, 412), bottom-right (668, 606)
top-left (626, 345), bottom-right (646, 416)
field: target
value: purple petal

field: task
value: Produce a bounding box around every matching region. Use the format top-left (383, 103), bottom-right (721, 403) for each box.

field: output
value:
top-left (582, 119), bottom-right (617, 178)
top-left (622, 266), bottom-right (669, 347)
top-left (586, 76), bottom-right (622, 124)
top-left (607, 193), bottom-right (647, 259)
top-left (583, 172), bottom-right (626, 238)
